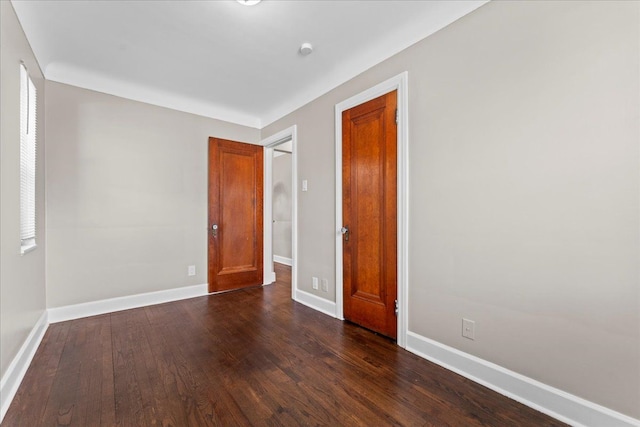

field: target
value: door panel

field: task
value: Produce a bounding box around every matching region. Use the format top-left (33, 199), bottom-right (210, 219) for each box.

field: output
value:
top-left (209, 137), bottom-right (263, 292)
top-left (342, 91), bottom-right (397, 339)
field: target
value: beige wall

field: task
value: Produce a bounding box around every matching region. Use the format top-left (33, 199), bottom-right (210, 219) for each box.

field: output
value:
top-left (262, 0), bottom-right (639, 419)
top-left (273, 152), bottom-right (292, 260)
top-left (45, 82), bottom-right (259, 307)
top-left (0, 2), bottom-right (47, 378)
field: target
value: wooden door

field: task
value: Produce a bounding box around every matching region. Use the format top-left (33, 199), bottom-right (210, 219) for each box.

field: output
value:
top-left (208, 137), bottom-right (263, 292)
top-left (342, 91), bottom-right (397, 339)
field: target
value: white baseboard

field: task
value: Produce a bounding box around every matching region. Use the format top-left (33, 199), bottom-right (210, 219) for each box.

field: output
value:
top-left (406, 331), bottom-right (639, 427)
top-left (0, 311), bottom-right (49, 423)
top-left (273, 255), bottom-right (292, 266)
top-left (48, 283), bottom-right (209, 323)
top-left (293, 289), bottom-right (337, 318)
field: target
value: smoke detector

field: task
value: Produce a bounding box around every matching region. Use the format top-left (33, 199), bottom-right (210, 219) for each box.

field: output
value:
top-left (299, 42), bottom-right (313, 56)
top-left (237, 0), bottom-right (261, 6)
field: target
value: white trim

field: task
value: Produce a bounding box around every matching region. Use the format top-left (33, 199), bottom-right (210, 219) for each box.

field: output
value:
top-left (263, 140), bottom-right (275, 285)
top-left (48, 284), bottom-right (208, 323)
top-left (263, 271), bottom-right (276, 286)
top-left (0, 311), bottom-right (49, 423)
top-left (45, 64), bottom-right (261, 129)
top-left (335, 72), bottom-right (409, 348)
top-left (19, 242), bottom-right (37, 255)
top-left (406, 332), bottom-right (640, 427)
top-left (273, 255), bottom-right (292, 267)
top-left (261, 125), bottom-right (298, 302)
top-left (293, 289), bottom-right (338, 319)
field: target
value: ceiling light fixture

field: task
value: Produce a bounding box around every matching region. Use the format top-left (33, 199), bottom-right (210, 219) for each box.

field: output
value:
top-left (237, 0), bottom-right (261, 6)
top-left (299, 42), bottom-right (313, 56)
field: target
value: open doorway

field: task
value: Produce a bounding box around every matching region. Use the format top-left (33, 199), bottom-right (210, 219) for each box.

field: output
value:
top-left (272, 141), bottom-right (293, 267)
top-left (262, 126), bottom-right (298, 299)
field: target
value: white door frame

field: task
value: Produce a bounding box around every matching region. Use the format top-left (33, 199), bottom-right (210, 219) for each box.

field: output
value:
top-left (261, 125), bottom-right (298, 300)
top-left (335, 72), bottom-right (409, 348)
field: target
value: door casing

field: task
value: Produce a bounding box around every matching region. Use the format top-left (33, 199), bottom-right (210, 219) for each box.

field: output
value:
top-left (261, 125), bottom-right (298, 300)
top-left (335, 72), bottom-right (409, 348)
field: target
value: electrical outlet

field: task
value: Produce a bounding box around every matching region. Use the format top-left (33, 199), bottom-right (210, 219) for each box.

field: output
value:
top-left (312, 277), bottom-right (319, 290)
top-left (302, 180), bottom-right (308, 192)
top-left (321, 278), bottom-right (328, 292)
top-left (188, 265), bottom-right (196, 276)
top-left (462, 318), bottom-right (475, 340)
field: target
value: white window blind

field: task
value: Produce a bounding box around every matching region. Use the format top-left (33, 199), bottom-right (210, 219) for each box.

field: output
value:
top-left (20, 63), bottom-right (37, 252)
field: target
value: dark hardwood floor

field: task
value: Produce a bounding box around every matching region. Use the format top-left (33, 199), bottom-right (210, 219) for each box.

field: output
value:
top-left (3, 264), bottom-right (565, 426)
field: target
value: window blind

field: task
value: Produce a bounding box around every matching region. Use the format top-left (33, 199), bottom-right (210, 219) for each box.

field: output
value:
top-left (20, 63), bottom-right (37, 249)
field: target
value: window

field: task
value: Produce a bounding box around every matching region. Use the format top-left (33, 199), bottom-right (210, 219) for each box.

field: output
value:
top-left (20, 63), bottom-right (37, 254)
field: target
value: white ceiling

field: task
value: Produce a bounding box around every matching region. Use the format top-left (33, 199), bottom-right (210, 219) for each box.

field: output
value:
top-left (11, 0), bottom-right (487, 129)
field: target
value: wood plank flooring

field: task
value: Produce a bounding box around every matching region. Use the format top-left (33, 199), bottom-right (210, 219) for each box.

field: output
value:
top-left (3, 264), bottom-right (566, 426)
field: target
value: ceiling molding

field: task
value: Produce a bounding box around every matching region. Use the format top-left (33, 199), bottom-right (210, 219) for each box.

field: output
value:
top-left (45, 61), bottom-right (262, 129)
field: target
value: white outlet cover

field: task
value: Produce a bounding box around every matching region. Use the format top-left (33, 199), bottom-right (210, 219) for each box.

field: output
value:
top-left (188, 265), bottom-right (196, 276)
top-left (321, 278), bottom-right (329, 292)
top-left (312, 276), bottom-right (319, 290)
top-left (462, 318), bottom-right (475, 340)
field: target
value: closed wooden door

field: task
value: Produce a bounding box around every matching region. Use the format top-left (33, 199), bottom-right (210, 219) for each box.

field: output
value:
top-left (208, 137), bottom-right (263, 292)
top-left (342, 91), bottom-right (397, 339)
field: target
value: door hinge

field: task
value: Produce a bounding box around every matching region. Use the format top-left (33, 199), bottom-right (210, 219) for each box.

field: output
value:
top-left (395, 108), bottom-right (398, 124)
top-left (394, 299), bottom-right (399, 316)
